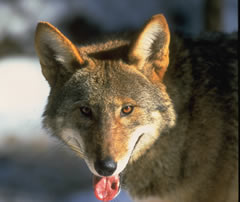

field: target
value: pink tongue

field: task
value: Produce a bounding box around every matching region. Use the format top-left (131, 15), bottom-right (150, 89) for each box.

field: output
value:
top-left (93, 175), bottom-right (120, 201)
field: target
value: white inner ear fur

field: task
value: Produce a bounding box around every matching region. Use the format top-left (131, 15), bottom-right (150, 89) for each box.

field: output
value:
top-left (136, 22), bottom-right (162, 59)
top-left (39, 30), bottom-right (76, 66)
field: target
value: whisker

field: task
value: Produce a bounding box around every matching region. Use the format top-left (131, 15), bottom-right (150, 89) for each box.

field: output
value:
top-left (68, 143), bottom-right (87, 159)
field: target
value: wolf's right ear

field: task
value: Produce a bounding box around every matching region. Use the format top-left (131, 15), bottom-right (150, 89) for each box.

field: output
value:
top-left (35, 22), bottom-right (85, 87)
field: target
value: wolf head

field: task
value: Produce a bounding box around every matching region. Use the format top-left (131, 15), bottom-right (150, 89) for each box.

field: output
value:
top-left (35, 14), bottom-right (176, 180)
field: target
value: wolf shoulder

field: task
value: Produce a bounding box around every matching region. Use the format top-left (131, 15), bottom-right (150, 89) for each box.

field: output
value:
top-left (187, 31), bottom-right (237, 82)
top-left (183, 32), bottom-right (237, 107)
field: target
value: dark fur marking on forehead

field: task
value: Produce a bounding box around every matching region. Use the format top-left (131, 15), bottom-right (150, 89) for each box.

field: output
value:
top-left (88, 45), bottom-right (129, 61)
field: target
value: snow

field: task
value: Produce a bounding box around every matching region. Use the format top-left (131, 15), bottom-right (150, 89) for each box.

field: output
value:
top-left (0, 57), bottom-right (49, 139)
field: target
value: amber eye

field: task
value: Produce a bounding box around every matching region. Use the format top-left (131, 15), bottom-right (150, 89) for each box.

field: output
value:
top-left (121, 106), bottom-right (134, 116)
top-left (80, 106), bottom-right (92, 117)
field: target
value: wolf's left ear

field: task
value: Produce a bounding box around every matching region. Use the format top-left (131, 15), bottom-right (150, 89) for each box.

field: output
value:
top-left (129, 14), bottom-right (170, 81)
top-left (35, 21), bottom-right (85, 87)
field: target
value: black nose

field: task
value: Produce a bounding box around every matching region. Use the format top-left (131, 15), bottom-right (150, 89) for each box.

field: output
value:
top-left (94, 157), bottom-right (117, 176)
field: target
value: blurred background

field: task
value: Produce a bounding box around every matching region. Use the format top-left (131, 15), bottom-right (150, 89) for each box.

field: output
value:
top-left (0, 0), bottom-right (238, 202)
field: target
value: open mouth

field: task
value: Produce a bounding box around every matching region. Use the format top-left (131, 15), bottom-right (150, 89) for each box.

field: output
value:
top-left (93, 174), bottom-right (121, 201)
top-left (92, 134), bottom-right (144, 201)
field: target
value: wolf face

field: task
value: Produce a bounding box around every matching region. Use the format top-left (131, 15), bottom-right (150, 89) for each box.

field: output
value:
top-left (35, 10), bottom-right (239, 201)
top-left (35, 14), bottom-right (176, 200)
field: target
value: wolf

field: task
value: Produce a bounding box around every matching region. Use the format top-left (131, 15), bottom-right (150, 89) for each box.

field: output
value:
top-left (35, 14), bottom-right (238, 202)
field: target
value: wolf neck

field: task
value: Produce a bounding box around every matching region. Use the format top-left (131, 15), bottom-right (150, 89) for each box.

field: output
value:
top-left (123, 34), bottom-right (193, 198)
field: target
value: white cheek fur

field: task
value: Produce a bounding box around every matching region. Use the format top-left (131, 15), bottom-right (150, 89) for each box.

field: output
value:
top-left (113, 120), bottom-right (161, 175)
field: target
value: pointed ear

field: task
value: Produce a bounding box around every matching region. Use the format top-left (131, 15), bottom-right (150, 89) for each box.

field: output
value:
top-left (35, 21), bottom-right (85, 87)
top-left (129, 14), bottom-right (170, 80)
